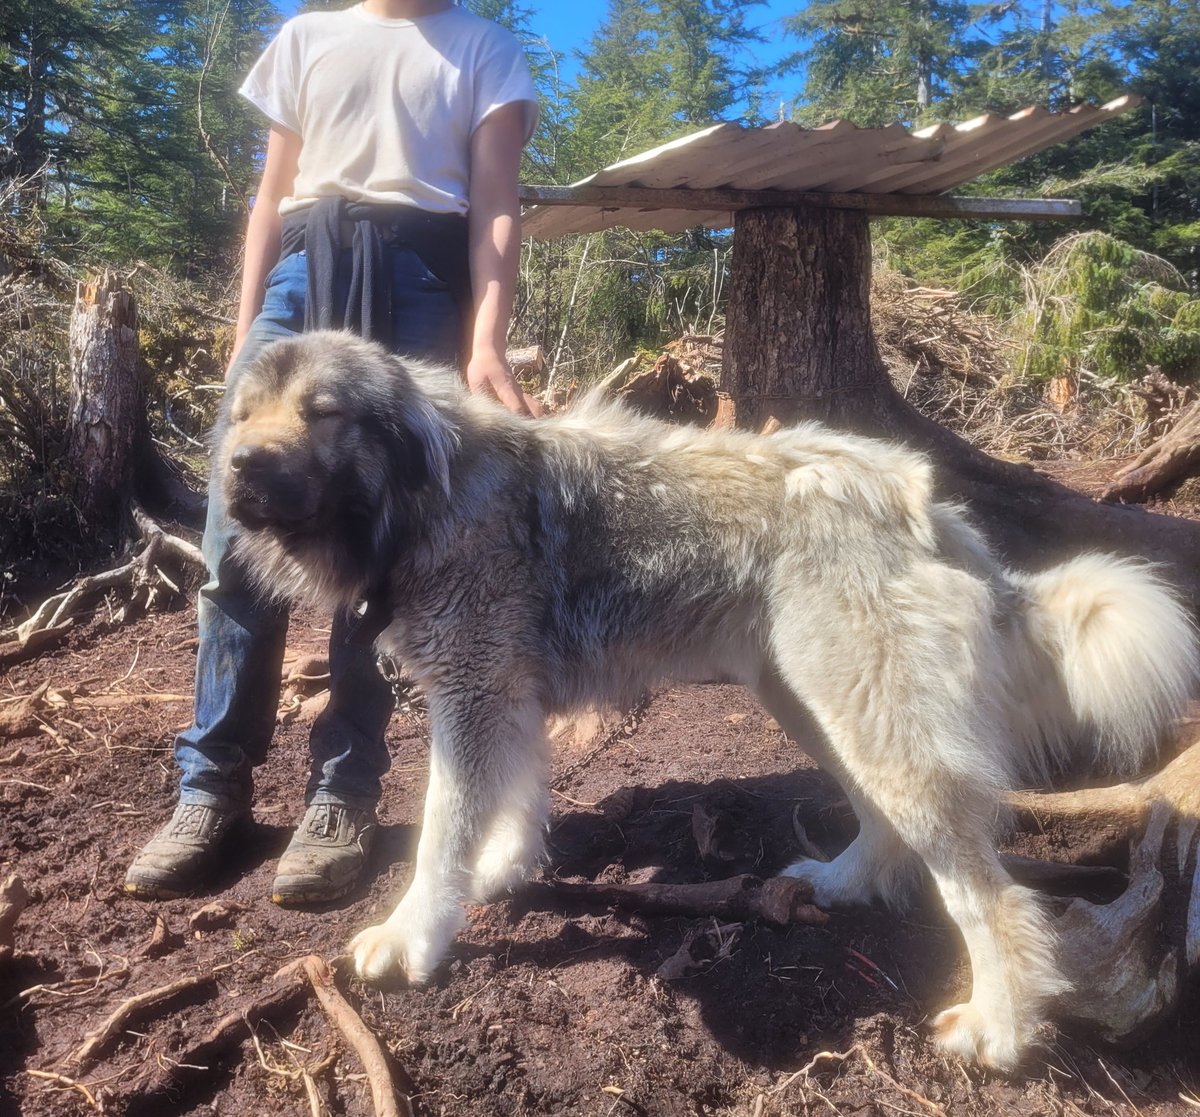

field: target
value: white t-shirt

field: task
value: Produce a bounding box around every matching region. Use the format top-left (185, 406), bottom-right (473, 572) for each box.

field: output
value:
top-left (239, 3), bottom-right (538, 216)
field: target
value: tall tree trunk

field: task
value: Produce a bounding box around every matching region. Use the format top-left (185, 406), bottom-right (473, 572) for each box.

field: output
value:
top-left (719, 206), bottom-right (1200, 610)
top-left (67, 272), bottom-right (141, 538)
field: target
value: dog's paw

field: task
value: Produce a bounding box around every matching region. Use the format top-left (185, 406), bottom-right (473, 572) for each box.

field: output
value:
top-left (930, 1002), bottom-right (1020, 1071)
top-left (778, 857), bottom-right (868, 908)
top-left (349, 922), bottom-right (435, 985)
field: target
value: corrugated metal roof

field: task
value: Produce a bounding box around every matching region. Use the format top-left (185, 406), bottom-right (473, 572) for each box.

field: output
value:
top-left (521, 96), bottom-right (1139, 240)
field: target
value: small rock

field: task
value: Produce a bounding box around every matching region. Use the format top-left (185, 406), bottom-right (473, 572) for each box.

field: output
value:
top-left (188, 900), bottom-right (247, 931)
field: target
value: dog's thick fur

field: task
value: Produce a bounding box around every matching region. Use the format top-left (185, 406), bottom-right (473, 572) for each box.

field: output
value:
top-left (221, 331), bottom-right (1197, 1070)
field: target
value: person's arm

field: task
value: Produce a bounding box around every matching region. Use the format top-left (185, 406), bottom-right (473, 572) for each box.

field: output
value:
top-left (227, 125), bottom-right (302, 374)
top-left (465, 102), bottom-right (535, 415)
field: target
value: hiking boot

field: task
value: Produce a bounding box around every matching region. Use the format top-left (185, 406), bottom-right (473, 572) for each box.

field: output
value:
top-left (272, 802), bottom-right (376, 905)
top-left (125, 802), bottom-right (249, 899)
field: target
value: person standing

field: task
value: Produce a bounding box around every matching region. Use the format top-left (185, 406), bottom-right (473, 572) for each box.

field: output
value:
top-left (125, 0), bottom-right (538, 904)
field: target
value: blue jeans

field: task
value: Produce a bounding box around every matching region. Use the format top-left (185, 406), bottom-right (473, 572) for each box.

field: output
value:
top-left (175, 245), bottom-right (462, 810)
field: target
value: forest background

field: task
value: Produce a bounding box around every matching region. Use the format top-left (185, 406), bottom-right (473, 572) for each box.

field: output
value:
top-left (2, 0), bottom-right (1199, 578)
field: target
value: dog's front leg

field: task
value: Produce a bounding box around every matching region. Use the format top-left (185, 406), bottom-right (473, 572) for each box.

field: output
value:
top-left (351, 693), bottom-right (544, 984)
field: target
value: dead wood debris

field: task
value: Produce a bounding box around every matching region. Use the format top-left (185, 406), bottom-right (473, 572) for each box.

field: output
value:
top-left (278, 652), bottom-right (333, 724)
top-left (0, 680), bottom-right (192, 744)
top-left (0, 504), bottom-right (203, 667)
top-left (656, 920), bottom-right (744, 980)
top-left (1008, 736), bottom-right (1200, 1044)
top-left (136, 916), bottom-right (180, 960)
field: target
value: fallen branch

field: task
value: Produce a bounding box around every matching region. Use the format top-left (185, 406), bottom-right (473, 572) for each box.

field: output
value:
top-left (295, 954), bottom-right (415, 1117)
top-left (524, 874), bottom-right (829, 928)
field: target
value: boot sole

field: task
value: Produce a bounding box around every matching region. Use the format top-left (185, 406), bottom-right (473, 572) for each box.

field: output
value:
top-left (271, 879), bottom-right (357, 906)
top-left (124, 879), bottom-right (189, 901)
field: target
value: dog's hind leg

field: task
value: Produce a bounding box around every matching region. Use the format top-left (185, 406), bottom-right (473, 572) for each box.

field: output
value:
top-left (472, 730), bottom-right (550, 901)
top-left (766, 566), bottom-right (1067, 1069)
top-left (788, 698), bottom-right (1062, 1068)
top-left (351, 692), bottom-right (546, 984)
top-left (755, 671), bottom-right (917, 907)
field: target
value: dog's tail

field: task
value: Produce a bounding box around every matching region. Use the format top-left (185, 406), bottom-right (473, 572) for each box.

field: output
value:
top-left (1012, 554), bottom-right (1197, 775)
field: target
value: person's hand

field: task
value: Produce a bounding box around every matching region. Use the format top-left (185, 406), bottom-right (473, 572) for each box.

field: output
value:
top-left (466, 350), bottom-right (540, 416)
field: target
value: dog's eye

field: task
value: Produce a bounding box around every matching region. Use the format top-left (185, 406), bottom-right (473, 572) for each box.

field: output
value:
top-left (305, 400), bottom-right (342, 421)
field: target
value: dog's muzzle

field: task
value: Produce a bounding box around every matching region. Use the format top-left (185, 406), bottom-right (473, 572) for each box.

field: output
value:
top-left (225, 445), bottom-right (315, 529)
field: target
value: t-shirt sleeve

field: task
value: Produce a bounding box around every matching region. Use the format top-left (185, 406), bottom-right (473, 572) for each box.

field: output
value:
top-left (472, 30), bottom-right (540, 144)
top-left (239, 20), bottom-right (302, 136)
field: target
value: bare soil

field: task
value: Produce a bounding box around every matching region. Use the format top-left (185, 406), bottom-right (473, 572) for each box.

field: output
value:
top-left (2, 482), bottom-right (1199, 1116)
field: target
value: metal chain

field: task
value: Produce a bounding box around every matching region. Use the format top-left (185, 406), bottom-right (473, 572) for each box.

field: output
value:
top-left (376, 654), bottom-right (431, 746)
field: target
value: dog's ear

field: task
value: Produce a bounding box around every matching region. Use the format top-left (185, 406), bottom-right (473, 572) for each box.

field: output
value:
top-left (380, 413), bottom-right (431, 491)
top-left (373, 356), bottom-right (456, 497)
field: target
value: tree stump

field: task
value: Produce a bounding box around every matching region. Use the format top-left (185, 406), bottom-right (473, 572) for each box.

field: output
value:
top-left (719, 206), bottom-right (1200, 608)
top-left (67, 271), bottom-right (141, 536)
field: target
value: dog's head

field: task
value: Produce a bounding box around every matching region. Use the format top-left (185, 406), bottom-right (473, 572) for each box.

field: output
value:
top-left (220, 331), bottom-right (456, 607)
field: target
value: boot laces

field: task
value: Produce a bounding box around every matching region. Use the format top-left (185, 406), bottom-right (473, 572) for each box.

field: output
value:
top-left (308, 803), bottom-right (342, 838)
top-left (169, 804), bottom-right (213, 839)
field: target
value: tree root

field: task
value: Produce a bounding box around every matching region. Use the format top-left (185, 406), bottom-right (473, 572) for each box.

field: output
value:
top-left (0, 874), bottom-right (31, 962)
top-left (290, 954), bottom-right (415, 1117)
top-left (523, 874), bottom-right (829, 928)
top-left (0, 504), bottom-right (203, 666)
top-left (24, 1069), bottom-right (102, 1112)
top-left (0, 683), bottom-right (52, 741)
top-left (771, 1044), bottom-right (947, 1116)
top-left (62, 953), bottom-right (415, 1117)
top-left (1101, 395), bottom-right (1200, 503)
top-left (72, 967), bottom-right (230, 1072)
top-left (133, 965), bottom-right (313, 1096)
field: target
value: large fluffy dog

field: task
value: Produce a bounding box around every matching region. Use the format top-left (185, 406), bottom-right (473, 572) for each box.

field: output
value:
top-left (221, 331), bottom-right (1196, 1069)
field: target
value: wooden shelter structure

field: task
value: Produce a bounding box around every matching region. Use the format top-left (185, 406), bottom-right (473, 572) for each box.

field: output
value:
top-left (516, 95), bottom-right (1200, 612)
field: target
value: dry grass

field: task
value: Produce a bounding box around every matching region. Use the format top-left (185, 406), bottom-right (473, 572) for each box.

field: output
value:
top-left (872, 263), bottom-right (1165, 464)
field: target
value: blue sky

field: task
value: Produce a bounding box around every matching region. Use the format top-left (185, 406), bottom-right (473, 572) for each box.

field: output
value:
top-left (527, 1), bottom-right (800, 81)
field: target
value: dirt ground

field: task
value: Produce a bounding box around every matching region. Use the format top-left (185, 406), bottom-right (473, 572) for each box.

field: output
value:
top-left (2, 477), bottom-right (1199, 1116)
